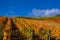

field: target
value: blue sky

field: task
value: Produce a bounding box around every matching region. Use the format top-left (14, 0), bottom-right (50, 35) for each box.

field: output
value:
top-left (0, 0), bottom-right (60, 17)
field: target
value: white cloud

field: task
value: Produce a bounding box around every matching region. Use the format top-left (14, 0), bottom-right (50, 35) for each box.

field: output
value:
top-left (30, 8), bottom-right (60, 17)
top-left (44, 8), bottom-right (60, 16)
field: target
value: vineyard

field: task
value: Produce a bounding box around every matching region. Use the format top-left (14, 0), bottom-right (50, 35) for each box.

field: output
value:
top-left (0, 16), bottom-right (60, 40)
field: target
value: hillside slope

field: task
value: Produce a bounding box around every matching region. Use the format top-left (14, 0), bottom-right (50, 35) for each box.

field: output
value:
top-left (0, 16), bottom-right (60, 40)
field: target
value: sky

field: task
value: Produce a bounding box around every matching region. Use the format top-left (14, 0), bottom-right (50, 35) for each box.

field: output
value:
top-left (0, 0), bottom-right (60, 17)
